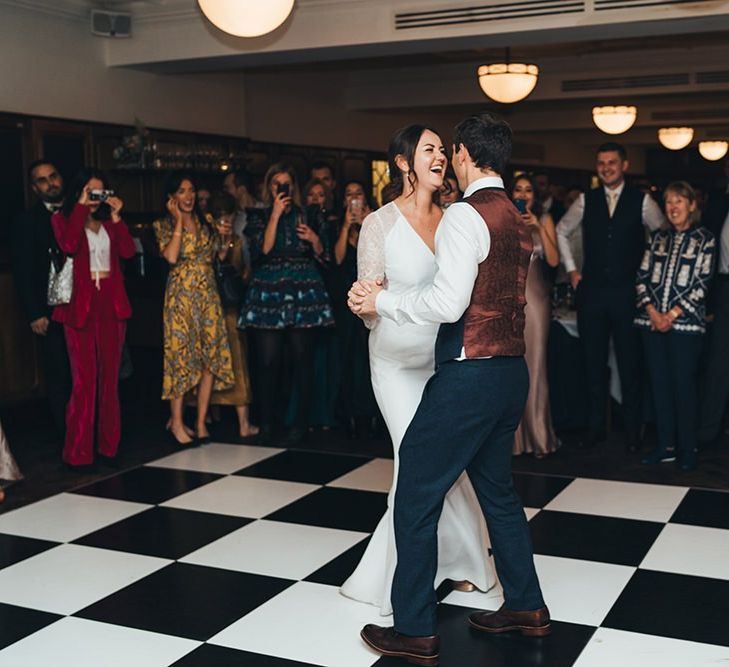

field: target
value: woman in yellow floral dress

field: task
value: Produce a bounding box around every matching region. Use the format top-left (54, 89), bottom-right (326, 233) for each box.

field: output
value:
top-left (154, 172), bottom-right (234, 446)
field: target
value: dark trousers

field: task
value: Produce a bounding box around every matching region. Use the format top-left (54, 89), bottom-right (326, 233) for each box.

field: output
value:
top-left (255, 328), bottom-right (314, 430)
top-left (643, 330), bottom-right (702, 454)
top-left (699, 278), bottom-right (729, 441)
top-left (577, 283), bottom-right (642, 437)
top-left (43, 320), bottom-right (71, 438)
top-left (391, 357), bottom-right (544, 637)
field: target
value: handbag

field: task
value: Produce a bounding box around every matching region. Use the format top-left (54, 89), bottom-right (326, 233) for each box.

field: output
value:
top-left (47, 248), bottom-right (73, 306)
top-left (214, 256), bottom-right (245, 308)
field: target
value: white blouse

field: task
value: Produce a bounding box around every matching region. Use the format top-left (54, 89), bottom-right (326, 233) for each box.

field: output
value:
top-left (86, 226), bottom-right (111, 287)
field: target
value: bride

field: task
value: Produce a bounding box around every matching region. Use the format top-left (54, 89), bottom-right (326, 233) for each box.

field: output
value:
top-left (340, 124), bottom-right (496, 615)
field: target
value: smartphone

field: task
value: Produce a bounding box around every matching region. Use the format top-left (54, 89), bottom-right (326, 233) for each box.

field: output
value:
top-left (513, 198), bottom-right (528, 214)
top-left (350, 198), bottom-right (363, 223)
top-left (90, 189), bottom-right (114, 202)
top-left (277, 182), bottom-right (290, 196)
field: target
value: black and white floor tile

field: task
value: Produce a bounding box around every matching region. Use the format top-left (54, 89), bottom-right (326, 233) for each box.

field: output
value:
top-left (1, 442), bottom-right (728, 666)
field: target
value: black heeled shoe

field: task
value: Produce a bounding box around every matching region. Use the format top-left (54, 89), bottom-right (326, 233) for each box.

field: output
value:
top-left (167, 430), bottom-right (198, 448)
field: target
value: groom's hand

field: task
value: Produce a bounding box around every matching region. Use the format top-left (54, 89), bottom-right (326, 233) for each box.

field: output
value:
top-left (348, 279), bottom-right (383, 318)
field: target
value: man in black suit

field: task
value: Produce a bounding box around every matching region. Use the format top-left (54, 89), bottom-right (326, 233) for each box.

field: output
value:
top-left (10, 160), bottom-right (71, 439)
top-left (699, 158), bottom-right (729, 445)
top-left (556, 143), bottom-right (665, 451)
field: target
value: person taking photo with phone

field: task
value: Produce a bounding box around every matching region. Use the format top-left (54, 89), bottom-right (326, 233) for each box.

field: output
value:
top-left (154, 172), bottom-right (235, 446)
top-left (511, 174), bottom-right (560, 458)
top-left (239, 163), bottom-right (334, 445)
top-left (51, 168), bottom-right (136, 469)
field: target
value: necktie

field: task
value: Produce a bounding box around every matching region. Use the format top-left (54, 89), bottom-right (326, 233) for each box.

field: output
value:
top-left (607, 191), bottom-right (618, 217)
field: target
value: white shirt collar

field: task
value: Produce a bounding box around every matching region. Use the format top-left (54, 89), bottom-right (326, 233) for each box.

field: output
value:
top-left (604, 180), bottom-right (625, 198)
top-left (463, 176), bottom-right (505, 198)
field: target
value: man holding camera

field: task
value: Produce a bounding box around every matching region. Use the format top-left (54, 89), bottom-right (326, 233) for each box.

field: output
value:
top-left (11, 160), bottom-right (71, 441)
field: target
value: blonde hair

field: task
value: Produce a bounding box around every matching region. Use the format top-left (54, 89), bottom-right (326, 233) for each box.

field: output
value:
top-left (262, 163), bottom-right (301, 208)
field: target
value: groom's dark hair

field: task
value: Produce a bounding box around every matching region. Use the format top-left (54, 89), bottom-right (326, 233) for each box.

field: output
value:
top-left (453, 112), bottom-right (512, 176)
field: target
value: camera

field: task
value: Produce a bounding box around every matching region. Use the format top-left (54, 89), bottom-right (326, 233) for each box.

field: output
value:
top-left (513, 198), bottom-right (528, 214)
top-left (89, 189), bottom-right (114, 202)
top-left (277, 183), bottom-right (290, 196)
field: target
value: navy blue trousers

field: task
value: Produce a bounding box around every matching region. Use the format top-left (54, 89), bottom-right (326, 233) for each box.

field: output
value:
top-left (642, 330), bottom-right (703, 454)
top-left (391, 357), bottom-right (545, 636)
top-left (577, 283), bottom-right (643, 438)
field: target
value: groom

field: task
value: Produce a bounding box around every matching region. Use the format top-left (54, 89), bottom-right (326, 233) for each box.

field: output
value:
top-left (349, 112), bottom-right (549, 665)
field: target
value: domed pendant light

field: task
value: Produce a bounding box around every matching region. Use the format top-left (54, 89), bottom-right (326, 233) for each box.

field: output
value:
top-left (198, 0), bottom-right (295, 38)
top-left (658, 127), bottom-right (694, 150)
top-left (478, 49), bottom-right (539, 104)
top-left (698, 141), bottom-right (728, 161)
top-left (592, 106), bottom-right (637, 135)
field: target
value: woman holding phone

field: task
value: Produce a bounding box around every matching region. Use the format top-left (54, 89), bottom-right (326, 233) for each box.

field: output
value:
top-left (240, 163), bottom-right (334, 444)
top-left (511, 174), bottom-right (560, 458)
top-left (154, 172), bottom-right (234, 446)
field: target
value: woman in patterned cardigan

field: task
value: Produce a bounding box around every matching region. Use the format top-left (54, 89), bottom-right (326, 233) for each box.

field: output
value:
top-left (635, 181), bottom-right (716, 471)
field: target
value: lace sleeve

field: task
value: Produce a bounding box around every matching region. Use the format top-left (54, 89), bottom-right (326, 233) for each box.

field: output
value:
top-left (358, 211), bottom-right (385, 282)
top-left (356, 210), bottom-right (387, 329)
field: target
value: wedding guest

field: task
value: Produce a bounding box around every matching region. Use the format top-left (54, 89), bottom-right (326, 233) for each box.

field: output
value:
top-left (534, 171), bottom-right (565, 222)
top-left (557, 142), bottom-right (665, 451)
top-left (636, 182), bottom-right (715, 471)
top-left (306, 177), bottom-right (341, 430)
top-left (10, 160), bottom-right (71, 440)
top-left (223, 170), bottom-right (260, 239)
top-left (305, 178), bottom-right (328, 209)
top-left (699, 159), bottom-right (729, 445)
top-left (310, 160), bottom-right (338, 212)
top-left (0, 419), bottom-right (22, 503)
top-left (154, 172), bottom-right (234, 446)
top-left (240, 163), bottom-right (334, 444)
top-left (335, 181), bottom-right (372, 266)
top-left (196, 185), bottom-right (212, 217)
top-left (52, 168), bottom-right (136, 468)
top-left (511, 175), bottom-right (560, 457)
top-left (208, 192), bottom-right (259, 440)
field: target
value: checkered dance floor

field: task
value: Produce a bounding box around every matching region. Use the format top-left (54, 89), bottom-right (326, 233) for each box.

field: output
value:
top-left (1, 443), bottom-right (728, 666)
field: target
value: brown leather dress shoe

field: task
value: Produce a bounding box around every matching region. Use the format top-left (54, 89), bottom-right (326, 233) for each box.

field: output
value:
top-left (469, 605), bottom-right (551, 637)
top-left (361, 624), bottom-right (439, 665)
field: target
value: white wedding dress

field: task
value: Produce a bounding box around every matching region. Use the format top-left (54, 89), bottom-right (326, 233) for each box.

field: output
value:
top-left (340, 201), bottom-right (496, 615)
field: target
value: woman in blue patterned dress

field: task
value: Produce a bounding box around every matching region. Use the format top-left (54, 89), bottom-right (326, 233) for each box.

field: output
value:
top-left (240, 163), bottom-right (334, 444)
top-left (635, 181), bottom-right (716, 471)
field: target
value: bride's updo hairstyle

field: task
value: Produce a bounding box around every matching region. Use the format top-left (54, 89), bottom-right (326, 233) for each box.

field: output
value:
top-left (384, 124), bottom-right (441, 201)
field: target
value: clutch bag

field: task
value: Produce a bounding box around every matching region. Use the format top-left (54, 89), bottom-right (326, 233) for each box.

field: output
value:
top-left (47, 249), bottom-right (73, 306)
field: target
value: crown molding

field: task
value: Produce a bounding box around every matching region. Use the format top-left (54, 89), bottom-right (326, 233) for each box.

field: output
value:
top-left (0, 0), bottom-right (88, 21)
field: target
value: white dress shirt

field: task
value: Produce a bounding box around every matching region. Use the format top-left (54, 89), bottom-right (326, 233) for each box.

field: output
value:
top-left (376, 176), bottom-right (496, 328)
top-left (556, 181), bottom-right (666, 274)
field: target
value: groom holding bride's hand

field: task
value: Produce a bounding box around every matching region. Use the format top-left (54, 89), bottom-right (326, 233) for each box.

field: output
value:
top-left (349, 112), bottom-right (549, 666)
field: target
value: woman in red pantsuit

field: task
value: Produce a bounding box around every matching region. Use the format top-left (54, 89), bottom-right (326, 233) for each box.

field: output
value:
top-left (52, 169), bottom-right (136, 469)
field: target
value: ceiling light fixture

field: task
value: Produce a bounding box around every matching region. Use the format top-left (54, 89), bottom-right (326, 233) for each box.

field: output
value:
top-left (658, 127), bottom-right (694, 150)
top-left (478, 49), bottom-right (539, 104)
top-left (698, 140), bottom-right (728, 161)
top-left (198, 0), bottom-right (295, 38)
top-left (592, 106), bottom-right (637, 135)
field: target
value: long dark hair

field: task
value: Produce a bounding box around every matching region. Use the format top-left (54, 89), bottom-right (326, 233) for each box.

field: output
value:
top-left (510, 173), bottom-right (543, 217)
top-left (162, 171), bottom-right (206, 224)
top-left (61, 167), bottom-right (109, 218)
top-left (385, 124), bottom-right (441, 200)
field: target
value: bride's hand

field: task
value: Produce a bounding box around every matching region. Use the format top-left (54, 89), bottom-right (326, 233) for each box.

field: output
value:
top-left (348, 279), bottom-right (383, 317)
